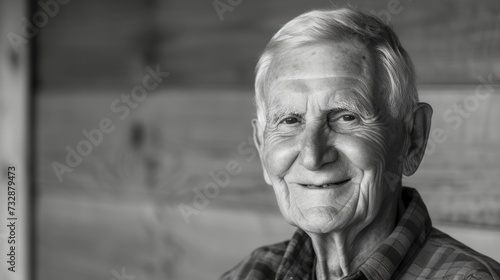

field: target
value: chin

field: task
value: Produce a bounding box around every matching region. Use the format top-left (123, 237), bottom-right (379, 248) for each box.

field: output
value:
top-left (287, 206), bottom-right (356, 234)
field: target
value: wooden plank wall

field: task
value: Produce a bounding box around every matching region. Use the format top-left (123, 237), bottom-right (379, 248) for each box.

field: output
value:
top-left (34, 0), bottom-right (500, 279)
top-left (38, 0), bottom-right (500, 88)
top-left (36, 0), bottom-right (500, 222)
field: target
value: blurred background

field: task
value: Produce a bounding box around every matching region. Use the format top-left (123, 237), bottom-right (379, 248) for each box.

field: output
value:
top-left (1, 0), bottom-right (500, 279)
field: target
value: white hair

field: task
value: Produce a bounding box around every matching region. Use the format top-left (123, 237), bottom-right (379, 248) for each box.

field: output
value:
top-left (254, 8), bottom-right (418, 127)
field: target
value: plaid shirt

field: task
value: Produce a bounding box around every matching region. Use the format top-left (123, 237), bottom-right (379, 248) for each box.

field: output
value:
top-left (221, 187), bottom-right (500, 280)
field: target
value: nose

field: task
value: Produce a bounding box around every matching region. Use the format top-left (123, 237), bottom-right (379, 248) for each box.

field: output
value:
top-left (298, 123), bottom-right (338, 170)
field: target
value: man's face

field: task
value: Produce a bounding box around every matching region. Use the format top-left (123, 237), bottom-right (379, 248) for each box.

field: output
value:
top-left (255, 42), bottom-right (406, 234)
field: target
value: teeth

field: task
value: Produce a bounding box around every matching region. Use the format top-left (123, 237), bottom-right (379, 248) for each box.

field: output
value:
top-left (306, 184), bottom-right (332, 188)
top-left (304, 182), bottom-right (347, 188)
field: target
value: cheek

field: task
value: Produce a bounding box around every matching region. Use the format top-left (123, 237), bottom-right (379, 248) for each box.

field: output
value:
top-left (263, 136), bottom-right (298, 178)
top-left (336, 134), bottom-right (386, 172)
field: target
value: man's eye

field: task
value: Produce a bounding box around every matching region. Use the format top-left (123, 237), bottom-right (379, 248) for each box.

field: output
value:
top-left (340, 115), bottom-right (357, 122)
top-left (280, 117), bottom-right (299, 125)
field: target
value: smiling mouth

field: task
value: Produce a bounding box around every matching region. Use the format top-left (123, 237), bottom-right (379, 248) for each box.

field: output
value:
top-left (300, 178), bottom-right (351, 189)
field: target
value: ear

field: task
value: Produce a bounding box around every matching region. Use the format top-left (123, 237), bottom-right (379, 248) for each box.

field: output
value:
top-left (402, 103), bottom-right (433, 176)
top-left (251, 118), bottom-right (272, 185)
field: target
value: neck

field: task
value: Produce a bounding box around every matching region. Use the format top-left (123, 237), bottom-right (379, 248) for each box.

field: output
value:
top-left (309, 193), bottom-right (403, 280)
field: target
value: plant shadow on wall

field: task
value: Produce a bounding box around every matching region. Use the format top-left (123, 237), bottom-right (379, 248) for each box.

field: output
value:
top-left (67, 120), bottom-right (187, 279)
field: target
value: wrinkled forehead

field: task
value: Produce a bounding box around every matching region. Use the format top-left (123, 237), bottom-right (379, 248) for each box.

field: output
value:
top-left (263, 42), bottom-right (378, 112)
top-left (268, 77), bottom-right (373, 116)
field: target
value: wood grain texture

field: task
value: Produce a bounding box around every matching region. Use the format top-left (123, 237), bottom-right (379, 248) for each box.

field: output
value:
top-left (37, 0), bottom-right (500, 88)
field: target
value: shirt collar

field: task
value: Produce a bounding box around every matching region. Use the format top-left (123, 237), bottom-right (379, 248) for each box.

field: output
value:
top-left (276, 187), bottom-right (433, 280)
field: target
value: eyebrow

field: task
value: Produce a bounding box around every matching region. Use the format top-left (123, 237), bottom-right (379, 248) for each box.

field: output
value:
top-left (329, 100), bottom-right (370, 116)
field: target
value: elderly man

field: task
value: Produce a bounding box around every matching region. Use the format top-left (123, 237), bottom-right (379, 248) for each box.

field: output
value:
top-left (221, 8), bottom-right (500, 280)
